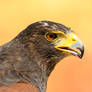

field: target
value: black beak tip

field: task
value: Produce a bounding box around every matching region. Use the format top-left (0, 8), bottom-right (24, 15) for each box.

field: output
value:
top-left (77, 45), bottom-right (84, 59)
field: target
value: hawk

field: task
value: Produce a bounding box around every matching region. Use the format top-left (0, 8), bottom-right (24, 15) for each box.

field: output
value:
top-left (0, 21), bottom-right (84, 92)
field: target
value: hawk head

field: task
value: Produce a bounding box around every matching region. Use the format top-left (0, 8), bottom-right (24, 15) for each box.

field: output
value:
top-left (0, 21), bottom-right (84, 92)
top-left (16, 21), bottom-right (84, 75)
top-left (20, 21), bottom-right (84, 59)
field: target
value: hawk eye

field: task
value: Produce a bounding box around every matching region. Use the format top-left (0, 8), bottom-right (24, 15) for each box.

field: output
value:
top-left (45, 33), bottom-right (57, 41)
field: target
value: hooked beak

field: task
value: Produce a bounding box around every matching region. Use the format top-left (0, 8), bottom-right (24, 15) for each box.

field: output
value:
top-left (55, 33), bottom-right (84, 58)
top-left (71, 39), bottom-right (84, 58)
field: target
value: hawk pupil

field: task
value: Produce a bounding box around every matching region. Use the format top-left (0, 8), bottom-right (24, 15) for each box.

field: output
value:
top-left (45, 33), bottom-right (57, 41)
top-left (49, 33), bottom-right (57, 39)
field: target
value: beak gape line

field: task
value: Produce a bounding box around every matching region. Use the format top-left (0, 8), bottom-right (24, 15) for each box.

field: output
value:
top-left (55, 33), bottom-right (84, 58)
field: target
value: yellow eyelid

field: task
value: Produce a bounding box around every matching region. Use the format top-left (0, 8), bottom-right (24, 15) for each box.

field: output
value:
top-left (44, 32), bottom-right (58, 42)
top-left (44, 31), bottom-right (67, 42)
top-left (52, 31), bottom-right (68, 38)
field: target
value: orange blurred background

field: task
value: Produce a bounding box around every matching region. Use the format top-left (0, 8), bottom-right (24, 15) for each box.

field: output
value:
top-left (0, 0), bottom-right (92, 92)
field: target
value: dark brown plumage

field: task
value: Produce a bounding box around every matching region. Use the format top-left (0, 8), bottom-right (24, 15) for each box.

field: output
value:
top-left (0, 21), bottom-right (84, 92)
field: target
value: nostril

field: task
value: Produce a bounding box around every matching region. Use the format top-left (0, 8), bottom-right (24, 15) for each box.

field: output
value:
top-left (72, 38), bottom-right (76, 41)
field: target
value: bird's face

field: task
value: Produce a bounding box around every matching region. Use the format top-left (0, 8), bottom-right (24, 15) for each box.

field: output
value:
top-left (29, 21), bottom-right (84, 62)
top-left (44, 30), bottom-right (84, 58)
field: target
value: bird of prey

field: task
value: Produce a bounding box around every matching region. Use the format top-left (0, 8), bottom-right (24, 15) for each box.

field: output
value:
top-left (0, 21), bottom-right (84, 92)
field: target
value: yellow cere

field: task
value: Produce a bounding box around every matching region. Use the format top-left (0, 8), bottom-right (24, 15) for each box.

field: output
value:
top-left (61, 33), bottom-right (78, 47)
top-left (45, 31), bottom-right (78, 54)
top-left (53, 31), bottom-right (79, 53)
